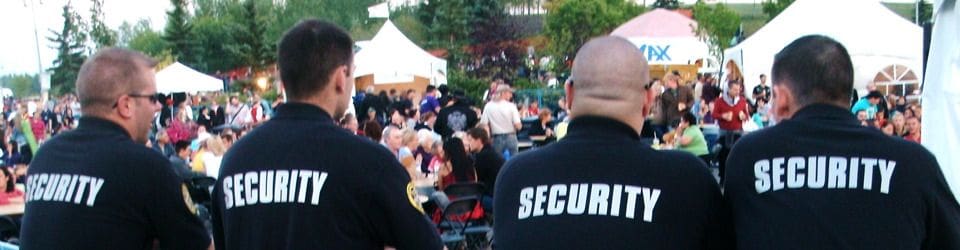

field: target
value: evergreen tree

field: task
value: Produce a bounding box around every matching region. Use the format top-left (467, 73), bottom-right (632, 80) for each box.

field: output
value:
top-left (240, 0), bottom-right (271, 70)
top-left (164, 0), bottom-right (200, 66)
top-left (48, 4), bottom-right (88, 96)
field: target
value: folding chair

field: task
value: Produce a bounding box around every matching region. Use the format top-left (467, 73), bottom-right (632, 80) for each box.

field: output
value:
top-left (438, 197), bottom-right (479, 249)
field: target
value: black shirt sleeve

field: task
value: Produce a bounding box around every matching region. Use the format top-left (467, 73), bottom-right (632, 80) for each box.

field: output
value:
top-left (369, 157), bottom-right (443, 250)
top-left (212, 181), bottom-right (226, 250)
top-left (146, 159), bottom-right (211, 250)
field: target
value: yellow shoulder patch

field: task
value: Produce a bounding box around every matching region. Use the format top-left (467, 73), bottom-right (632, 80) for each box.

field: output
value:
top-left (181, 184), bottom-right (197, 214)
top-left (406, 182), bottom-right (425, 214)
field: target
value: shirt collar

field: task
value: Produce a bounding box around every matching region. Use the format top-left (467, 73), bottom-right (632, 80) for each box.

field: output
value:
top-left (272, 102), bottom-right (334, 124)
top-left (77, 116), bottom-right (131, 139)
top-left (566, 116), bottom-right (640, 141)
top-left (790, 104), bottom-right (859, 124)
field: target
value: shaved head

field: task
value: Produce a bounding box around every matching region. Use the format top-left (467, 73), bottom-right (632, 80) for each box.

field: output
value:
top-left (568, 36), bottom-right (649, 130)
top-left (76, 48), bottom-right (157, 116)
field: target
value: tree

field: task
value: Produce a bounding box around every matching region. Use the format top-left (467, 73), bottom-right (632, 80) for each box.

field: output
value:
top-left (761, 0), bottom-right (794, 21)
top-left (164, 0), bottom-right (200, 67)
top-left (48, 4), bottom-right (88, 96)
top-left (914, 0), bottom-right (933, 25)
top-left (191, 15), bottom-right (244, 73)
top-left (693, 1), bottom-right (741, 60)
top-left (89, 0), bottom-right (117, 49)
top-left (652, 0), bottom-right (680, 10)
top-left (239, 0), bottom-right (272, 70)
top-left (418, 0), bottom-right (472, 51)
top-left (0, 74), bottom-right (41, 98)
top-left (122, 20), bottom-right (168, 57)
top-left (543, 0), bottom-right (644, 71)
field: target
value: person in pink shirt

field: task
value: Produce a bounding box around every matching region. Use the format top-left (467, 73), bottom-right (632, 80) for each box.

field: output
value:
top-left (0, 168), bottom-right (24, 205)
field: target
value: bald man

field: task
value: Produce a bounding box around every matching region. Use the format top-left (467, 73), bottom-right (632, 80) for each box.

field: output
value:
top-left (493, 37), bottom-right (731, 249)
top-left (21, 48), bottom-right (212, 249)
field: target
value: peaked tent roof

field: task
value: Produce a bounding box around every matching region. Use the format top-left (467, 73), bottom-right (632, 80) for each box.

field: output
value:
top-left (724, 0), bottom-right (923, 95)
top-left (611, 8), bottom-right (699, 38)
top-left (354, 20), bottom-right (447, 85)
top-left (155, 62), bottom-right (224, 94)
top-left (610, 8), bottom-right (710, 65)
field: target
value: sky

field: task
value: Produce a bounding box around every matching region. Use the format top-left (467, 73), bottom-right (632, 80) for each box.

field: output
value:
top-left (0, 0), bottom-right (924, 76)
top-left (0, 0), bottom-right (168, 76)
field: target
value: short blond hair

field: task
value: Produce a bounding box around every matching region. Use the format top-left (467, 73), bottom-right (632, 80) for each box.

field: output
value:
top-left (205, 137), bottom-right (226, 156)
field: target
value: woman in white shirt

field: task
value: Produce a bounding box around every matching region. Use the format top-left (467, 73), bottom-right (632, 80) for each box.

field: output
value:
top-left (201, 136), bottom-right (227, 178)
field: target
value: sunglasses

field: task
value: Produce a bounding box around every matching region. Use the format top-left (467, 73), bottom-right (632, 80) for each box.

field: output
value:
top-left (113, 93), bottom-right (161, 108)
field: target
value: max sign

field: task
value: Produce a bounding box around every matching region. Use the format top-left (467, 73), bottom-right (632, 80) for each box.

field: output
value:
top-left (636, 44), bottom-right (672, 62)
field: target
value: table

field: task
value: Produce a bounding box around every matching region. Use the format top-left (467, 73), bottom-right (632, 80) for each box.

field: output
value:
top-left (0, 203), bottom-right (24, 216)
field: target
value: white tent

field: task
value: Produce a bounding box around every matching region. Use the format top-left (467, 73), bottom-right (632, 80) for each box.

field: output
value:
top-left (611, 9), bottom-right (711, 66)
top-left (155, 62), bottom-right (224, 94)
top-left (724, 0), bottom-right (923, 97)
top-left (354, 20), bottom-right (447, 85)
top-left (922, 0), bottom-right (959, 199)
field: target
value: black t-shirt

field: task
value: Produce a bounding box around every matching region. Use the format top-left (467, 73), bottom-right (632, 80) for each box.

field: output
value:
top-left (752, 84), bottom-right (771, 102)
top-left (473, 145), bottom-right (505, 197)
top-left (211, 103), bottom-right (442, 250)
top-left (725, 104), bottom-right (960, 249)
top-left (21, 117), bottom-right (210, 249)
top-left (494, 116), bottom-right (732, 250)
top-left (436, 103), bottom-right (478, 139)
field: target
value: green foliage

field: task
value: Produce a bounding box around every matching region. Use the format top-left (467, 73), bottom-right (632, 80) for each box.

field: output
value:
top-left (914, 0), bottom-right (933, 24)
top-left (0, 74), bottom-right (41, 98)
top-left (446, 70), bottom-right (490, 104)
top-left (239, 0), bottom-right (272, 70)
top-left (191, 15), bottom-right (245, 73)
top-left (417, 0), bottom-right (472, 50)
top-left (266, 0), bottom-right (379, 51)
top-left (47, 4), bottom-right (87, 97)
top-left (761, 0), bottom-right (793, 21)
top-left (693, 1), bottom-right (741, 60)
top-left (391, 7), bottom-right (429, 46)
top-left (89, 0), bottom-right (117, 48)
top-left (122, 20), bottom-right (168, 57)
top-left (652, 0), bottom-right (681, 10)
top-left (164, 0), bottom-right (200, 66)
top-left (543, 0), bottom-right (644, 72)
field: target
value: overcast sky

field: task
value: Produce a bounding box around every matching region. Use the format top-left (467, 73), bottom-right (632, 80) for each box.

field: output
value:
top-left (0, 0), bottom-right (168, 76)
top-left (0, 0), bottom-right (922, 76)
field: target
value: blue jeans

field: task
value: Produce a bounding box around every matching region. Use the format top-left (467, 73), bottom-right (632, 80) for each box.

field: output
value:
top-left (492, 134), bottom-right (518, 159)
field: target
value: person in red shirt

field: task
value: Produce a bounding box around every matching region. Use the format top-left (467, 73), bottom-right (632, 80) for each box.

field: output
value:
top-left (904, 116), bottom-right (921, 143)
top-left (712, 81), bottom-right (749, 184)
top-left (712, 81), bottom-right (749, 132)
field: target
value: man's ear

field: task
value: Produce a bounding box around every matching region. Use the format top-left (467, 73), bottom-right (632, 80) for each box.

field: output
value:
top-left (332, 65), bottom-right (350, 94)
top-left (116, 95), bottom-right (135, 119)
top-left (772, 85), bottom-right (794, 122)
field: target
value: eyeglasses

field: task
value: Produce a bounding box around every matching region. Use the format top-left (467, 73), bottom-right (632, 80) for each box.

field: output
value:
top-left (113, 93), bottom-right (161, 108)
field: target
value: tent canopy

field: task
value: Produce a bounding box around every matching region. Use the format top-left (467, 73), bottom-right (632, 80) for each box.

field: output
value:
top-left (611, 8), bottom-right (710, 65)
top-left (922, 0), bottom-right (959, 200)
top-left (155, 62), bottom-right (224, 94)
top-left (354, 20), bottom-right (447, 86)
top-left (724, 0), bottom-right (923, 97)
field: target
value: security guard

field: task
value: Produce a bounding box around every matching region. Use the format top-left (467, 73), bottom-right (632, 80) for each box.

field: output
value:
top-left (21, 48), bottom-right (211, 249)
top-left (725, 35), bottom-right (960, 249)
top-left (494, 37), bottom-right (731, 249)
top-left (211, 20), bottom-right (442, 250)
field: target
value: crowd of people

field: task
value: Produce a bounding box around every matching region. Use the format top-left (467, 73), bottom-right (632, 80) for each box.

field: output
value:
top-left (1, 18), bottom-right (951, 250)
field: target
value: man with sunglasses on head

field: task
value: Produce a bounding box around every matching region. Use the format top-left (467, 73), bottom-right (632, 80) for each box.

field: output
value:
top-left (20, 48), bottom-right (212, 249)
